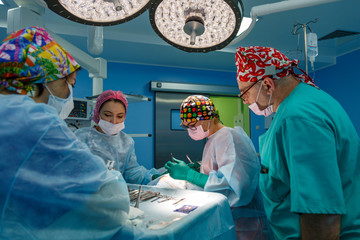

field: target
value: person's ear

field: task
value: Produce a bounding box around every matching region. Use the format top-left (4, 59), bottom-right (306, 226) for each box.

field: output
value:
top-left (262, 77), bottom-right (275, 95)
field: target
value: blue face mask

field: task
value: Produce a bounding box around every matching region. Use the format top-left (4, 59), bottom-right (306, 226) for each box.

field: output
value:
top-left (44, 82), bottom-right (74, 119)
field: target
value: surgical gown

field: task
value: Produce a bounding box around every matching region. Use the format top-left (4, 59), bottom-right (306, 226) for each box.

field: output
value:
top-left (0, 94), bottom-right (130, 240)
top-left (201, 126), bottom-right (272, 239)
top-left (259, 82), bottom-right (360, 239)
top-left (75, 127), bottom-right (159, 185)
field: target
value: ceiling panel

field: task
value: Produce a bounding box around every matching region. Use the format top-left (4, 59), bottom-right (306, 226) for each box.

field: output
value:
top-left (0, 0), bottom-right (359, 72)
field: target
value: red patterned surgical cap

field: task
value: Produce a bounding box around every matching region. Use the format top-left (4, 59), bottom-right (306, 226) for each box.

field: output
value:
top-left (235, 46), bottom-right (315, 87)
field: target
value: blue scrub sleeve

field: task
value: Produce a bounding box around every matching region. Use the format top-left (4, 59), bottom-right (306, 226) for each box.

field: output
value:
top-left (123, 142), bottom-right (159, 185)
top-left (283, 118), bottom-right (346, 214)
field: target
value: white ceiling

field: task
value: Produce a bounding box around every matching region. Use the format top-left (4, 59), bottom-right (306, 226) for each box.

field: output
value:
top-left (0, 0), bottom-right (359, 73)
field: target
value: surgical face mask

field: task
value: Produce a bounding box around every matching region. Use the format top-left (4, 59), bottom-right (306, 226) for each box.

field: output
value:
top-left (45, 82), bottom-right (74, 119)
top-left (187, 121), bottom-right (210, 141)
top-left (98, 118), bottom-right (125, 135)
top-left (248, 82), bottom-right (274, 117)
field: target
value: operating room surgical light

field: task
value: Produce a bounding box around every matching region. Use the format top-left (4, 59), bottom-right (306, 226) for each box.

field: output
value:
top-left (44, 0), bottom-right (151, 25)
top-left (149, 0), bottom-right (244, 53)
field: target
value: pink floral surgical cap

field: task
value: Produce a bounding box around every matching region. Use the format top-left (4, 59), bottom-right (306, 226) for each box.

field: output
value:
top-left (235, 46), bottom-right (315, 87)
top-left (93, 90), bottom-right (128, 124)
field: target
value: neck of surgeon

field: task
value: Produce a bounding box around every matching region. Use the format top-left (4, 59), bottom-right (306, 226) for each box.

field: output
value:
top-left (263, 74), bottom-right (300, 112)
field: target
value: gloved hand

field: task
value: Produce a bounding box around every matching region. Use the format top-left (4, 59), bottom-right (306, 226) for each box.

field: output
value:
top-left (165, 158), bottom-right (208, 188)
top-left (165, 158), bottom-right (190, 180)
top-left (188, 161), bottom-right (201, 172)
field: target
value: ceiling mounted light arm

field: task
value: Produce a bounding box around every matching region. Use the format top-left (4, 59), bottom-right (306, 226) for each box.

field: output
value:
top-left (43, 0), bottom-right (151, 26)
top-left (183, 16), bottom-right (205, 45)
top-left (149, 0), bottom-right (244, 53)
top-left (230, 0), bottom-right (340, 46)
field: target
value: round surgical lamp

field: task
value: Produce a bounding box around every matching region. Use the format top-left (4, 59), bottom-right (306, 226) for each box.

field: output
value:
top-left (149, 0), bottom-right (244, 53)
top-left (44, 0), bottom-right (151, 26)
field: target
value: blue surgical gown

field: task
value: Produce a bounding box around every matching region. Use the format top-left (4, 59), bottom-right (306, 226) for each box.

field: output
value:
top-left (75, 127), bottom-right (158, 185)
top-left (259, 82), bottom-right (360, 239)
top-left (201, 126), bottom-right (273, 239)
top-left (0, 94), bottom-right (130, 240)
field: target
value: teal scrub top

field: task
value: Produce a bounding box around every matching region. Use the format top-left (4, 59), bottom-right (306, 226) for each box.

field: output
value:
top-left (259, 82), bottom-right (360, 239)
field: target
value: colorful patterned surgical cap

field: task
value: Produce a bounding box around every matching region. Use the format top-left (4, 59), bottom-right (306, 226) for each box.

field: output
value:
top-left (0, 26), bottom-right (80, 94)
top-left (93, 90), bottom-right (128, 124)
top-left (235, 46), bottom-right (315, 87)
top-left (180, 95), bottom-right (216, 122)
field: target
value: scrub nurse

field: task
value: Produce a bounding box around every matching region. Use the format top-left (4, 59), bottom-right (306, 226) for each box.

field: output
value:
top-left (75, 90), bottom-right (163, 184)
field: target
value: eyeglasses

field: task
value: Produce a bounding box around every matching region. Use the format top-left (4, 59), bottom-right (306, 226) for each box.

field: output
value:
top-left (238, 81), bottom-right (259, 101)
top-left (180, 121), bottom-right (198, 130)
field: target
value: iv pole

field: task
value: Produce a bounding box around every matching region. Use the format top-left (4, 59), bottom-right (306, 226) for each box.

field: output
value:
top-left (291, 19), bottom-right (318, 74)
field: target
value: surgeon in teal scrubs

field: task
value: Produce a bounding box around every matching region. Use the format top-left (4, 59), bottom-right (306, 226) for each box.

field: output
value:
top-left (235, 46), bottom-right (360, 239)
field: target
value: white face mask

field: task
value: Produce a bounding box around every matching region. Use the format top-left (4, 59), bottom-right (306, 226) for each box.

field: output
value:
top-left (98, 118), bottom-right (125, 135)
top-left (45, 82), bottom-right (74, 119)
top-left (248, 82), bottom-right (274, 117)
top-left (187, 121), bottom-right (210, 141)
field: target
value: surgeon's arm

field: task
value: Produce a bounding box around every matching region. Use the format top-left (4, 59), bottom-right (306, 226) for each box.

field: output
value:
top-left (300, 214), bottom-right (341, 240)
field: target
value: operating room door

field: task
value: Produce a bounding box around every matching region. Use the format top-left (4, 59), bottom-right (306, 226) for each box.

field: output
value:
top-left (155, 92), bottom-right (206, 168)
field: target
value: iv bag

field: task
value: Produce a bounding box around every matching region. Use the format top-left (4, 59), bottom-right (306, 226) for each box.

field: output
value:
top-left (307, 32), bottom-right (318, 64)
